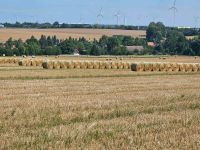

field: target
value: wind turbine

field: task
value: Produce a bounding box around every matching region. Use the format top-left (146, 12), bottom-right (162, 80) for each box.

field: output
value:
top-left (169, 0), bottom-right (178, 27)
top-left (123, 15), bottom-right (127, 26)
top-left (114, 11), bottom-right (121, 25)
top-left (97, 8), bottom-right (103, 25)
top-left (78, 16), bottom-right (83, 24)
top-left (194, 16), bottom-right (199, 29)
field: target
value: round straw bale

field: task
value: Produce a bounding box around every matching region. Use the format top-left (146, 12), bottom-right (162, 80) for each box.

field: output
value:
top-left (67, 61), bottom-right (75, 69)
top-left (127, 62), bottom-right (132, 69)
top-left (31, 60), bottom-right (37, 67)
top-left (80, 61), bottom-right (87, 69)
top-left (4, 58), bottom-right (9, 63)
top-left (87, 61), bottom-right (94, 69)
top-left (144, 63), bottom-right (153, 72)
top-left (152, 63), bottom-right (160, 72)
top-left (123, 62), bottom-right (130, 69)
top-left (117, 62), bottom-right (124, 69)
top-left (196, 63), bottom-right (200, 72)
top-left (131, 63), bottom-right (144, 72)
top-left (185, 63), bottom-right (193, 72)
top-left (99, 61), bottom-right (106, 69)
top-left (18, 59), bottom-right (26, 66)
top-left (179, 63), bottom-right (186, 72)
top-left (0, 58), bottom-right (5, 64)
top-left (93, 61), bottom-right (100, 69)
top-left (104, 62), bottom-right (112, 69)
top-left (8, 58), bottom-right (15, 64)
top-left (192, 63), bottom-right (199, 72)
top-left (163, 63), bottom-right (171, 72)
top-left (25, 59), bottom-right (31, 66)
top-left (53, 61), bottom-right (61, 69)
top-left (171, 63), bottom-right (180, 72)
top-left (74, 61), bottom-right (81, 69)
top-left (159, 63), bottom-right (165, 72)
top-left (35, 59), bottom-right (43, 67)
top-left (42, 61), bottom-right (53, 69)
top-left (111, 61), bottom-right (118, 69)
top-left (14, 58), bottom-right (19, 64)
top-left (168, 63), bottom-right (173, 72)
top-left (59, 61), bottom-right (67, 69)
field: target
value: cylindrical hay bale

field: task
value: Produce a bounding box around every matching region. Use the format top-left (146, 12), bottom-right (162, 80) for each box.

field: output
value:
top-left (42, 61), bottom-right (53, 69)
top-left (127, 62), bottom-right (132, 69)
top-left (53, 61), bottom-right (60, 69)
top-left (159, 63), bottom-right (165, 72)
top-left (131, 63), bottom-right (144, 72)
top-left (99, 61), bottom-right (106, 69)
top-left (14, 58), bottom-right (19, 64)
top-left (196, 64), bottom-right (200, 72)
top-left (35, 60), bottom-right (43, 67)
top-left (93, 61), bottom-right (100, 69)
top-left (144, 63), bottom-right (153, 72)
top-left (163, 63), bottom-right (170, 72)
top-left (123, 62), bottom-right (130, 69)
top-left (87, 61), bottom-right (94, 69)
top-left (18, 59), bottom-right (26, 66)
top-left (168, 63), bottom-right (173, 72)
top-left (31, 60), bottom-right (37, 67)
top-left (111, 62), bottom-right (118, 69)
top-left (66, 61), bottom-right (75, 69)
top-left (0, 58), bottom-right (4, 64)
top-left (179, 63), bottom-right (186, 72)
top-left (192, 64), bottom-right (198, 72)
top-left (74, 61), bottom-right (81, 69)
top-left (117, 62), bottom-right (124, 69)
top-left (25, 59), bottom-right (31, 66)
top-left (59, 61), bottom-right (67, 69)
top-left (152, 63), bottom-right (160, 72)
top-left (80, 61), bottom-right (87, 69)
top-left (104, 62), bottom-right (112, 69)
top-left (4, 58), bottom-right (9, 64)
top-left (185, 64), bottom-right (193, 72)
top-left (8, 58), bottom-right (15, 64)
top-left (171, 63), bottom-right (180, 72)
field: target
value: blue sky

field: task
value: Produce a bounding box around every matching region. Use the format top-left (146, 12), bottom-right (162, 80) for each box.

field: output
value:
top-left (0, 0), bottom-right (199, 27)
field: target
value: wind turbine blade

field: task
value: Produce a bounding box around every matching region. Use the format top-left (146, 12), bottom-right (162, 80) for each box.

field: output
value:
top-left (174, 0), bottom-right (177, 6)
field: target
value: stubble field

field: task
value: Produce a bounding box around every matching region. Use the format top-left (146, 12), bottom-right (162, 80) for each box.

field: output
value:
top-left (0, 56), bottom-right (200, 149)
top-left (0, 28), bottom-right (146, 42)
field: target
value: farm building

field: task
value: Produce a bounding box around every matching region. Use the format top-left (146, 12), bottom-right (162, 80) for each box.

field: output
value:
top-left (73, 49), bottom-right (80, 56)
top-left (126, 46), bottom-right (144, 53)
top-left (147, 42), bottom-right (156, 47)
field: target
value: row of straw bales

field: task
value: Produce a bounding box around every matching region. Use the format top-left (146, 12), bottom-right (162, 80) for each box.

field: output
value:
top-left (0, 58), bottom-right (20, 64)
top-left (42, 60), bottom-right (132, 70)
top-left (18, 59), bottom-right (43, 67)
top-left (131, 62), bottom-right (200, 72)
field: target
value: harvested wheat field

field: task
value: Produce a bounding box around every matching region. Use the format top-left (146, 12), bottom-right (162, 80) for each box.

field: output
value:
top-left (0, 28), bottom-right (146, 42)
top-left (0, 60), bottom-right (200, 149)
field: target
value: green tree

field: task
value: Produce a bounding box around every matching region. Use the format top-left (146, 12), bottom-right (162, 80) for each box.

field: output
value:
top-left (90, 44), bottom-right (101, 56)
top-left (146, 22), bottom-right (166, 44)
top-left (164, 30), bottom-right (191, 55)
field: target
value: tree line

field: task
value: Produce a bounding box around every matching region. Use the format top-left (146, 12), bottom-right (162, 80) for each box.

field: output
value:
top-left (0, 35), bottom-right (146, 56)
top-left (2, 22), bottom-right (200, 36)
top-left (3, 22), bottom-right (147, 30)
top-left (0, 22), bottom-right (200, 56)
top-left (146, 22), bottom-right (200, 55)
